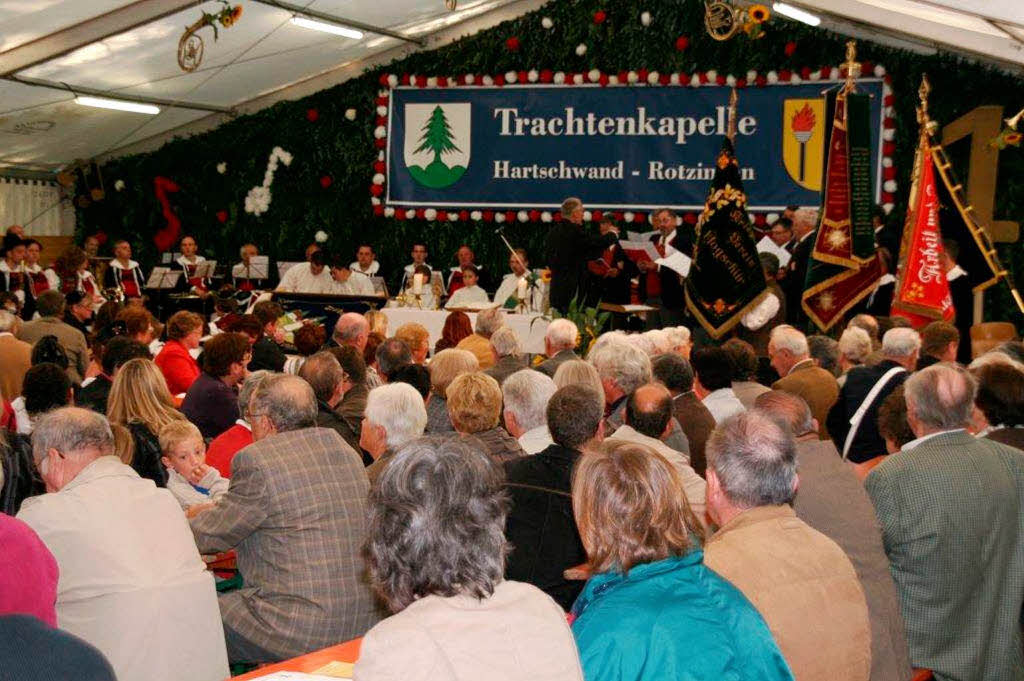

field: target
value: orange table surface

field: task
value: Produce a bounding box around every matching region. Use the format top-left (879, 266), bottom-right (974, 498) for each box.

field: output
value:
top-left (229, 638), bottom-right (362, 680)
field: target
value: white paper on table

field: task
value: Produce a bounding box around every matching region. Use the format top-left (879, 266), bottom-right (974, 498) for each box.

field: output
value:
top-left (619, 240), bottom-right (660, 263)
top-left (619, 304), bottom-right (657, 312)
top-left (248, 673), bottom-right (343, 681)
top-left (627, 230), bottom-right (658, 242)
top-left (655, 251), bottom-right (692, 278)
top-left (756, 236), bottom-right (792, 268)
top-left (277, 261), bottom-right (302, 279)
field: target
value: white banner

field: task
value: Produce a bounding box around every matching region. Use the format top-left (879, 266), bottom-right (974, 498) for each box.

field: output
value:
top-left (0, 178), bottom-right (75, 236)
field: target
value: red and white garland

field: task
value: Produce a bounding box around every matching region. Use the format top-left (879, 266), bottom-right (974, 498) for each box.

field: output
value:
top-left (370, 64), bottom-right (897, 227)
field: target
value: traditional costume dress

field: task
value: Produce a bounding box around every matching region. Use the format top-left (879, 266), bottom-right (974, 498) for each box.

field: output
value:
top-left (104, 259), bottom-right (145, 300)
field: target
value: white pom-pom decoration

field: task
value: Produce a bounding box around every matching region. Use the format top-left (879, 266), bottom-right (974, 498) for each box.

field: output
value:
top-left (505, 71), bottom-right (517, 83)
top-left (690, 73), bottom-right (701, 87)
top-left (641, 11), bottom-right (651, 26)
top-left (669, 73), bottom-right (680, 85)
top-left (767, 70), bottom-right (779, 84)
top-left (791, 73), bottom-right (802, 84)
top-left (517, 210), bottom-right (529, 223)
top-left (541, 211), bottom-right (553, 223)
top-left (575, 43), bottom-right (587, 56)
top-left (608, 75), bottom-right (619, 85)
top-left (384, 207), bottom-right (395, 218)
top-left (624, 211), bottom-right (635, 222)
top-left (426, 76), bottom-right (437, 87)
top-left (746, 70), bottom-right (757, 83)
top-left (466, 74), bottom-right (475, 85)
top-left (766, 212), bottom-right (780, 223)
top-left (554, 72), bottom-right (565, 84)
top-left (373, 126), bottom-right (386, 139)
top-left (726, 74), bottom-right (736, 87)
top-left (482, 75), bottom-right (494, 86)
top-left (874, 65), bottom-right (886, 77)
top-left (114, 179), bottom-right (125, 191)
top-left (372, 173), bottom-right (385, 185)
top-left (573, 73), bottom-right (584, 84)
top-left (883, 83), bottom-right (892, 96)
top-left (495, 212), bottom-right (506, 223)
top-left (541, 16), bottom-right (553, 29)
top-left (883, 180), bottom-right (897, 192)
top-left (809, 70), bottom-right (821, 81)
top-left (883, 203), bottom-right (895, 214)
top-left (375, 106), bottom-right (387, 117)
top-left (470, 210), bottom-right (483, 221)
top-left (527, 69), bottom-right (539, 82)
top-left (882, 157), bottom-right (893, 168)
top-left (628, 71), bottom-right (639, 84)
top-left (315, 230), bottom-right (328, 243)
top-left (647, 71), bottom-right (660, 85)
top-left (449, 212), bottom-right (459, 222)
top-left (371, 197), bottom-right (381, 205)
top-left (216, 162), bottom-right (227, 174)
top-left (589, 69), bottom-right (601, 82)
top-left (883, 129), bottom-right (895, 141)
top-left (345, 108), bottom-right (356, 120)
top-left (706, 70), bottom-right (718, 83)
top-left (387, 75), bottom-right (398, 87)
top-left (424, 208), bottom-right (437, 221)
top-left (830, 67), bottom-right (840, 80)
top-left (583, 210), bottom-right (593, 222)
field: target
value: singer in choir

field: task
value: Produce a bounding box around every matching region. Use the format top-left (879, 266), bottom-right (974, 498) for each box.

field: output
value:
top-left (0, 234), bottom-right (28, 309)
top-left (493, 249), bottom-right (544, 311)
top-left (176, 235), bottom-right (209, 295)
top-left (23, 238), bottom-right (51, 301)
top-left (276, 249), bottom-right (333, 293)
top-left (52, 245), bottom-right (104, 308)
top-left (104, 240), bottom-right (146, 301)
top-left (444, 265), bottom-right (490, 309)
top-left (586, 219), bottom-right (637, 306)
top-left (232, 243), bottom-right (266, 292)
top-left (328, 256), bottom-right (376, 295)
top-left (401, 242), bottom-right (432, 290)
top-left (350, 244), bottom-right (380, 277)
top-left (446, 245), bottom-right (486, 296)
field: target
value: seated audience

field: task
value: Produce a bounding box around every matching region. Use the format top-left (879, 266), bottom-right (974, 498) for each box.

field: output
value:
top-left (808, 334), bottom-right (840, 377)
top-left (588, 338), bottom-right (652, 432)
top-left (875, 386), bottom-right (915, 458)
top-left (484, 326), bottom-right (527, 385)
top-left (284, 323), bottom-right (327, 374)
top-left (18, 408), bottom-right (228, 681)
top-left (366, 309), bottom-right (388, 337)
top-left (333, 312), bottom-right (382, 387)
top-left (154, 310), bottom-right (203, 395)
top-left (0, 310), bottom-right (31, 399)
top-left (0, 614), bottom-right (117, 681)
top-left (536, 318), bottom-right (579, 377)
top-left (664, 325), bottom-right (693, 358)
top-left (769, 326), bottom-right (838, 438)
top-left (866, 364), bottom-right (1024, 680)
top-left (434, 310), bottom-right (472, 354)
top-left (300, 351), bottom-right (363, 453)
top-left (502, 369), bottom-right (557, 454)
top-left (456, 306), bottom-right (505, 369)
top-left (357, 435), bottom-right (583, 681)
top-left (837, 326), bottom-right (873, 385)
top-left (606, 383), bottom-right (704, 518)
top-left (504, 386), bottom-right (603, 610)
top-left (116, 306), bottom-right (159, 349)
top-left (426, 348), bottom-right (479, 433)
top-left (30, 334), bottom-right (69, 369)
top-left (159, 420), bottom-right (229, 510)
top-left (971, 363), bottom-right (1024, 450)
top-left (827, 327), bottom-right (919, 462)
top-left (248, 301), bottom-right (286, 372)
top-left (376, 337), bottom-right (413, 381)
top-left (16, 290), bottom-right (88, 385)
top-left (13, 363), bottom-right (71, 435)
top-left (755, 390), bottom-right (913, 681)
top-left (327, 346), bottom-right (369, 455)
top-left (722, 338), bottom-right (770, 409)
top-left (570, 440), bottom-right (793, 681)
top-left (691, 346), bottom-right (745, 424)
top-left (364, 331), bottom-right (385, 381)
top-left (63, 291), bottom-right (93, 337)
top-left (0, 428), bottom-right (43, 515)
top-left (393, 322), bottom-right (430, 365)
top-left (182, 332), bottom-right (249, 440)
top-left (704, 411), bottom-right (871, 681)
top-left (0, 512), bottom-right (58, 625)
top-left (916, 321), bottom-right (959, 370)
top-left (205, 370), bottom-right (270, 478)
top-left (552, 359), bottom-right (604, 400)
top-left (77, 336), bottom-right (150, 414)
top-left (108, 358), bottom-right (187, 487)
top-left (444, 264), bottom-right (490, 309)
top-left (388, 363), bottom-right (431, 400)
top-left (448, 372), bottom-right (524, 464)
top-left (362, 382), bottom-right (428, 484)
top-left (190, 375), bottom-right (381, 662)
top-left (651, 353), bottom-right (715, 477)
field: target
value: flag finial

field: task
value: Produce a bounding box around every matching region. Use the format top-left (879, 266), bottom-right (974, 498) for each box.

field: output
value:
top-left (843, 40), bottom-right (860, 92)
top-left (726, 88), bottom-right (738, 142)
top-left (917, 74), bottom-right (938, 136)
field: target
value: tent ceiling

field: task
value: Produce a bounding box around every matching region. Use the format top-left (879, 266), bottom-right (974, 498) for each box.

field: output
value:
top-left (0, 0), bottom-right (1021, 175)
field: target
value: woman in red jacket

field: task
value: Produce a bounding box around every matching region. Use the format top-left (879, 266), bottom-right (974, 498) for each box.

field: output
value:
top-left (154, 310), bottom-right (203, 395)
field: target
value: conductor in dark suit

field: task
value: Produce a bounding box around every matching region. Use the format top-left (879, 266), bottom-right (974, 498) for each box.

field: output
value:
top-left (784, 209), bottom-right (817, 326)
top-left (942, 240), bottom-right (974, 364)
top-left (545, 197), bottom-right (618, 313)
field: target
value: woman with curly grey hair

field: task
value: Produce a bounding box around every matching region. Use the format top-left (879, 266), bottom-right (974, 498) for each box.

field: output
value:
top-left (355, 434), bottom-right (583, 681)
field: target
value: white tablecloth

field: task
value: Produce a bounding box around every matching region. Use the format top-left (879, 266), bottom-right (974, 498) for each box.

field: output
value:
top-left (382, 308), bottom-right (549, 355)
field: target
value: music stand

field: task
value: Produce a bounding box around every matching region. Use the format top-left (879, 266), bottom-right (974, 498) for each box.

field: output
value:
top-left (193, 260), bottom-right (217, 280)
top-left (145, 267), bottom-right (183, 320)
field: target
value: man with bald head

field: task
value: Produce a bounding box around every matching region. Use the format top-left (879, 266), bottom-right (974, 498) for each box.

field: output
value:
top-left (190, 374), bottom-right (380, 664)
top-left (755, 391), bottom-right (912, 681)
top-left (607, 383), bottom-right (704, 519)
top-left (331, 312), bottom-right (381, 387)
top-left (866, 364), bottom-right (1024, 680)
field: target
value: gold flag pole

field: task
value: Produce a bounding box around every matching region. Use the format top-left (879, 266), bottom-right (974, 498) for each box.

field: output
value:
top-left (726, 87), bottom-right (738, 142)
top-left (842, 40), bottom-right (860, 94)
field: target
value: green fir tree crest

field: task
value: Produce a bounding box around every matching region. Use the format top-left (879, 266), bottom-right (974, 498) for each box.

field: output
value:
top-left (408, 105), bottom-right (468, 189)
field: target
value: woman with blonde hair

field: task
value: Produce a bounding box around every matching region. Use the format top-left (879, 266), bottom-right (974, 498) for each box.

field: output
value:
top-left (552, 360), bottom-right (604, 411)
top-left (570, 440), bottom-right (793, 681)
top-left (364, 309), bottom-right (389, 338)
top-left (107, 358), bottom-right (186, 487)
top-left (426, 348), bottom-right (478, 433)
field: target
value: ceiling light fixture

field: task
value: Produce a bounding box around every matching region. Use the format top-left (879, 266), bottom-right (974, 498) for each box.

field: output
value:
top-left (772, 2), bottom-right (821, 27)
top-left (74, 96), bottom-right (160, 115)
top-left (290, 16), bottom-right (364, 39)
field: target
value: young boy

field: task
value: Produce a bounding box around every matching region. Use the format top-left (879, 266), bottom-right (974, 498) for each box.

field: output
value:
top-left (158, 421), bottom-right (229, 509)
top-left (444, 265), bottom-right (490, 310)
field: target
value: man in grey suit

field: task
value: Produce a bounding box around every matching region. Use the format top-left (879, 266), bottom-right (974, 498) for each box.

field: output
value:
top-left (866, 364), bottom-right (1024, 681)
top-left (16, 290), bottom-right (88, 385)
top-left (535, 318), bottom-right (579, 377)
top-left (190, 374), bottom-right (381, 663)
top-left (756, 390), bottom-right (912, 681)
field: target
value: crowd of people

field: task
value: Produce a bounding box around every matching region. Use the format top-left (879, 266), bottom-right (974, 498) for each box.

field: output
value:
top-left (0, 222), bottom-right (1023, 681)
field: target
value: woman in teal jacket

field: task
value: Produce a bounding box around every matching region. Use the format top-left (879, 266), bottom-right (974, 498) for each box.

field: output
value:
top-left (570, 441), bottom-right (794, 681)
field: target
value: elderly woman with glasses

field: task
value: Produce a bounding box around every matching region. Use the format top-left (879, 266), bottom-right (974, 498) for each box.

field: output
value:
top-left (569, 440), bottom-right (794, 681)
top-left (355, 434), bottom-right (583, 681)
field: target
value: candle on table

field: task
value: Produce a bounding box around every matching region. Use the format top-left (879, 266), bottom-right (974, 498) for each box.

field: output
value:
top-left (413, 273), bottom-right (424, 294)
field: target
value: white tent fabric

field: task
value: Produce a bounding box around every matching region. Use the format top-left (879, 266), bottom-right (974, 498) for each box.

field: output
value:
top-left (0, 0), bottom-right (1021, 174)
top-left (0, 178), bottom-right (76, 235)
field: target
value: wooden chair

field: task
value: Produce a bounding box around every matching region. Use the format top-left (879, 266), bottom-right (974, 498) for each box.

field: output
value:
top-left (970, 321), bottom-right (1017, 358)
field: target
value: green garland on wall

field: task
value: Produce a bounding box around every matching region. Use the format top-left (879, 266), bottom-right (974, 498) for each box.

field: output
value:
top-left (82, 0), bottom-right (1023, 321)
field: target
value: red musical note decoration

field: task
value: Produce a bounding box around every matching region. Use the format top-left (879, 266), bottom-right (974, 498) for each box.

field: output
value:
top-left (153, 176), bottom-right (181, 252)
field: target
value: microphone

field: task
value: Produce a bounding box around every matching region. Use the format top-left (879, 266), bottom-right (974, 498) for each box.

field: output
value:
top-left (494, 225), bottom-right (506, 234)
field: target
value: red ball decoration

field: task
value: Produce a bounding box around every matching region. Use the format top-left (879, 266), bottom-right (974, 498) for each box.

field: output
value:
top-left (592, 210), bottom-right (604, 222)
top-left (593, 10), bottom-right (607, 24)
top-left (374, 138), bottom-right (386, 149)
top-left (675, 35), bottom-right (690, 51)
top-left (800, 66), bottom-right (812, 80)
top-left (505, 36), bottom-right (520, 51)
top-left (375, 96), bottom-right (388, 106)
top-left (395, 208), bottom-right (406, 220)
top-left (505, 210), bottom-right (516, 223)
top-left (459, 210), bottom-right (470, 221)
top-left (698, 72), bottom-right (709, 85)
top-left (613, 211), bottom-right (624, 221)
top-left (784, 41), bottom-right (797, 57)
top-left (320, 176), bottom-right (333, 189)
top-left (482, 210), bottom-right (495, 222)
top-left (883, 142), bottom-right (896, 156)
top-left (632, 212), bottom-right (645, 224)
top-left (779, 69), bottom-right (792, 82)
top-left (94, 231), bottom-right (108, 245)
top-left (373, 161), bottom-right (386, 173)
top-left (735, 78), bottom-right (747, 88)
top-left (370, 184), bottom-right (383, 197)
top-left (378, 73), bottom-right (389, 86)
top-left (553, 212), bottom-right (563, 222)
top-left (494, 74), bottom-right (506, 86)
top-left (599, 73), bottom-right (610, 87)
top-left (400, 74), bottom-right (411, 85)
top-left (437, 210), bottom-right (448, 221)
top-left (755, 74), bottom-right (767, 87)
top-left (437, 76), bottom-right (448, 87)
top-left (684, 212), bottom-right (698, 224)
top-left (373, 204), bottom-right (384, 216)
top-left (883, 167), bottom-right (896, 180)
top-left (305, 108), bottom-right (319, 122)
top-left (215, 210), bottom-right (228, 224)
top-left (528, 209), bottom-right (541, 222)
top-left (415, 75), bottom-right (427, 87)
top-left (638, 68), bottom-right (650, 82)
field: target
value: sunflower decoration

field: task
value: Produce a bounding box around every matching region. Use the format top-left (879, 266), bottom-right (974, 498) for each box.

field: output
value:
top-left (219, 4), bottom-right (243, 28)
top-left (178, 1), bottom-right (243, 72)
top-left (742, 3), bottom-right (770, 39)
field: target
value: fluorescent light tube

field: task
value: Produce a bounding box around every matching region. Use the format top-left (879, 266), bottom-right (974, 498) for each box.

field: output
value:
top-left (290, 16), bottom-right (364, 39)
top-left (772, 2), bottom-right (821, 27)
top-left (74, 96), bottom-right (160, 115)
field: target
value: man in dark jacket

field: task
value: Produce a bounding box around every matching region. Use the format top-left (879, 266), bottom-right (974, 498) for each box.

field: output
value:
top-left (77, 336), bottom-right (151, 415)
top-left (504, 385), bottom-right (604, 610)
top-left (248, 301), bottom-right (286, 372)
top-left (328, 346), bottom-right (369, 462)
top-left (942, 240), bottom-right (974, 364)
top-left (827, 327), bottom-right (919, 462)
top-left (651, 352), bottom-right (715, 477)
top-left (784, 209), bottom-right (817, 327)
top-left (299, 351), bottom-right (359, 452)
top-left (545, 197), bottom-right (618, 313)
